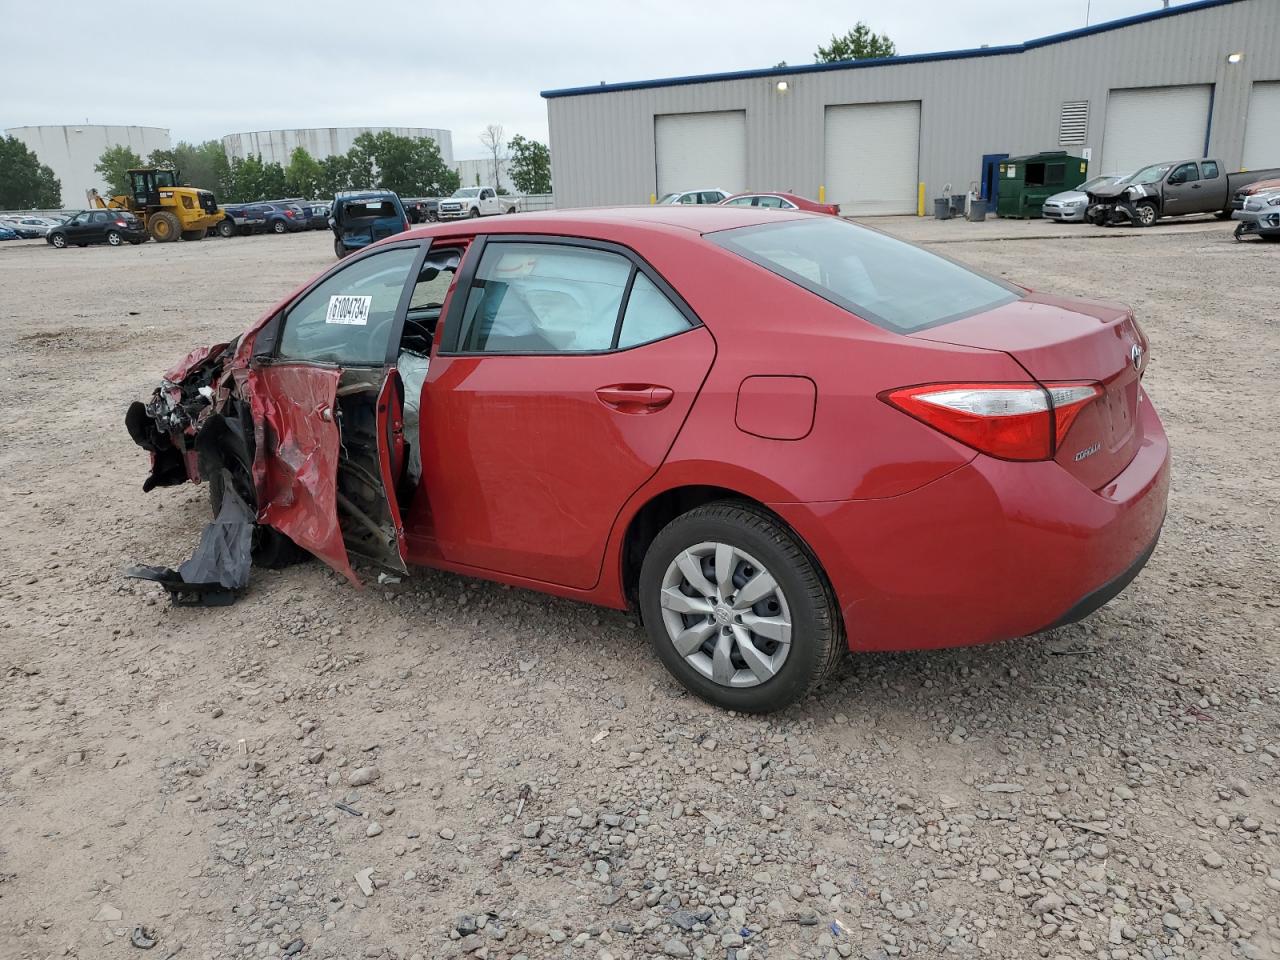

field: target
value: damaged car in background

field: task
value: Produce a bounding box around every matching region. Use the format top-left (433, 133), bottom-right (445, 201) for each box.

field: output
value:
top-left (1232, 187), bottom-right (1280, 241)
top-left (126, 207), bottom-right (1170, 713)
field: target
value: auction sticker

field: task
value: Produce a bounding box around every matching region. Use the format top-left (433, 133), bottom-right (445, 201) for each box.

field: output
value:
top-left (326, 295), bottom-right (372, 325)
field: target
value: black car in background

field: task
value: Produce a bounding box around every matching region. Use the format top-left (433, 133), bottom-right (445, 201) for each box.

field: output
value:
top-left (47, 210), bottom-right (147, 248)
top-left (403, 197), bottom-right (439, 223)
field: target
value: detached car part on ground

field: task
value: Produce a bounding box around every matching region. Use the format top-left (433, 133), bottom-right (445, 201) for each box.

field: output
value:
top-left (1231, 189), bottom-right (1280, 241)
top-left (127, 207), bottom-right (1170, 713)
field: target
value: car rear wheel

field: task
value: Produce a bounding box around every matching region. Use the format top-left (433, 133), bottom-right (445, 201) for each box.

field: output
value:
top-left (106, 230), bottom-right (123, 246)
top-left (639, 501), bottom-right (843, 713)
top-left (49, 233), bottom-right (67, 248)
top-left (272, 220), bottom-right (287, 234)
top-left (333, 237), bottom-right (348, 259)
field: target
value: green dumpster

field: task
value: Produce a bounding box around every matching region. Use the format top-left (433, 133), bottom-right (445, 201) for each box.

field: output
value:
top-left (995, 151), bottom-right (1088, 219)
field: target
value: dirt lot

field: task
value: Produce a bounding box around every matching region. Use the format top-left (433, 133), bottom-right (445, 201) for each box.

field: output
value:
top-left (1, 217), bottom-right (1277, 960)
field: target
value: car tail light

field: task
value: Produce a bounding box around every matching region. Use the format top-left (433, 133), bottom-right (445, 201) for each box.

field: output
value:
top-left (114, 220), bottom-right (127, 227)
top-left (285, 210), bottom-right (295, 218)
top-left (831, 204), bottom-right (841, 216)
top-left (881, 382), bottom-right (1103, 461)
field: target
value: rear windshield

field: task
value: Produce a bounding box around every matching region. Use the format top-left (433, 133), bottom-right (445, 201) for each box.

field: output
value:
top-left (343, 200), bottom-right (398, 219)
top-left (710, 218), bottom-right (1020, 333)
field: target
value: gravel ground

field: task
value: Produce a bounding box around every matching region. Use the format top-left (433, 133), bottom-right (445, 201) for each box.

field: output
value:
top-left (0, 218), bottom-right (1276, 960)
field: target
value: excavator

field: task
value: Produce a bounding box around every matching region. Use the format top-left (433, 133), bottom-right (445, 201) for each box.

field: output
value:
top-left (88, 168), bottom-right (224, 243)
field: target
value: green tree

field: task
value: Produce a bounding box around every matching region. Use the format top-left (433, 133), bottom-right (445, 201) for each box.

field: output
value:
top-left (350, 132), bottom-right (459, 196)
top-left (148, 140), bottom-right (230, 196)
top-left (0, 136), bottom-right (61, 208)
top-left (94, 144), bottom-right (143, 195)
top-left (316, 154), bottom-right (354, 198)
top-left (814, 22), bottom-right (896, 62)
top-left (508, 135), bottom-right (552, 194)
top-left (285, 146), bottom-right (323, 197)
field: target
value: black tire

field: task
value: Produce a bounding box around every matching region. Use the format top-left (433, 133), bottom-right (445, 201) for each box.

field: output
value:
top-left (1134, 201), bottom-right (1158, 228)
top-left (506, 207), bottom-right (516, 215)
top-left (216, 219), bottom-right (235, 238)
top-left (180, 229), bottom-right (204, 242)
top-left (638, 500), bottom-right (843, 713)
top-left (49, 232), bottom-right (67, 249)
top-left (469, 208), bottom-right (480, 218)
top-left (149, 211), bottom-right (181, 243)
top-left (334, 237), bottom-right (347, 259)
top-left (106, 230), bottom-right (123, 246)
top-left (272, 220), bottom-right (287, 234)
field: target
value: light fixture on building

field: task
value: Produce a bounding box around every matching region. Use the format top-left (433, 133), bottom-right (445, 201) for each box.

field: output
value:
top-left (1226, 51), bottom-right (1244, 64)
top-left (776, 80), bottom-right (789, 93)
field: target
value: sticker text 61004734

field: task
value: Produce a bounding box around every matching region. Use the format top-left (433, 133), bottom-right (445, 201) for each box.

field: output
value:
top-left (326, 295), bottom-right (372, 326)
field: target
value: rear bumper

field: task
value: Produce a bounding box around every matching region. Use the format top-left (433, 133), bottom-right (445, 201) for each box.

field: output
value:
top-left (770, 392), bottom-right (1170, 652)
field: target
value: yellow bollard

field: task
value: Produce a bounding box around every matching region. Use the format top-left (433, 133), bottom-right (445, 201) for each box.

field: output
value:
top-left (917, 182), bottom-right (926, 217)
top-left (650, 193), bottom-right (656, 204)
top-left (818, 185), bottom-right (825, 204)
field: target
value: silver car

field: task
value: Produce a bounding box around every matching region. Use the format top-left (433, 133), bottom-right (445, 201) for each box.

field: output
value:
top-left (657, 189), bottom-right (731, 205)
top-left (1042, 175), bottom-right (1125, 222)
top-left (1231, 188), bottom-right (1280, 241)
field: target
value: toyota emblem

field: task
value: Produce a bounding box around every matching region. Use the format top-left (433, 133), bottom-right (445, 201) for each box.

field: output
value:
top-left (1130, 343), bottom-right (1144, 371)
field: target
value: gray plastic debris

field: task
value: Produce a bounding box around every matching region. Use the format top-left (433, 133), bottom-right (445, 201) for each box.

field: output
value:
top-left (124, 469), bottom-right (253, 606)
top-left (130, 926), bottom-right (158, 949)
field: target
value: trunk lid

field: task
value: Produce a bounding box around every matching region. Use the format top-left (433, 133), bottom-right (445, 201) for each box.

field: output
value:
top-left (913, 292), bottom-right (1148, 489)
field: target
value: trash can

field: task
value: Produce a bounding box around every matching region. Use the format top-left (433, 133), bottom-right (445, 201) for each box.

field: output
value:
top-left (966, 199), bottom-right (988, 222)
top-left (949, 194), bottom-right (966, 216)
top-left (933, 198), bottom-right (953, 220)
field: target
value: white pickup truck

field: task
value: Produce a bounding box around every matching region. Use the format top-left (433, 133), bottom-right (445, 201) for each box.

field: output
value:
top-left (436, 186), bottom-right (518, 220)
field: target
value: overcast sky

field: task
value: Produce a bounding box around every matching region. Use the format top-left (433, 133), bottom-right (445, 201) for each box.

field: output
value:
top-left (4, 0), bottom-right (1191, 160)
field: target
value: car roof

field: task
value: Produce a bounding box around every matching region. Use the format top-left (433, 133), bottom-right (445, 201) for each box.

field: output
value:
top-left (402, 204), bottom-right (809, 241)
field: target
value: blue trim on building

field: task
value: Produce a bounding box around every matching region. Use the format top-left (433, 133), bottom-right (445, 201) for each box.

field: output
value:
top-left (540, 0), bottom-right (1241, 99)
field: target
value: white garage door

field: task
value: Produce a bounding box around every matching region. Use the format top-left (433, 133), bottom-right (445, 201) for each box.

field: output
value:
top-left (1102, 85), bottom-right (1211, 175)
top-left (823, 101), bottom-right (921, 216)
top-left (654, 111), bottom-right (746, 197)
top-left (1242, 81), bottom-right (1280, 170)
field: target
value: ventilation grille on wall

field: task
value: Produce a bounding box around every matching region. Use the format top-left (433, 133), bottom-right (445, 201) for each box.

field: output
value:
top-left (1059, 100), bottom-right (1090, 144)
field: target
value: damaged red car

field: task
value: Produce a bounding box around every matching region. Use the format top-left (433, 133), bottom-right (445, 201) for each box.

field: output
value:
top-left (127, 207), bottom-right (1169, 712)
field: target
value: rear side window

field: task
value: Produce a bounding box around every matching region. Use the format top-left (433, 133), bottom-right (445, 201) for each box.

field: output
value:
top-left (618, 273), bottom-right (692, 348)
top-left (711, 218), bottom-right (1020, 333)
top-left (1202, 161), bottom-right (1220, 179)
top-left (452, 241), bottom-right (696, 354)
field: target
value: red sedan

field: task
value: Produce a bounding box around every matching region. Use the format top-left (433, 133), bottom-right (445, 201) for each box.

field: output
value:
top-left (128, 206), bottom-right (1169, 712)
top-left (721, 192), bottom-right (841, 216)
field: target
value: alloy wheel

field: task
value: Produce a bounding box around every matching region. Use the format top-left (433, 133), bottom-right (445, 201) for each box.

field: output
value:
top-left (659, 541), bottom-right (792, 688)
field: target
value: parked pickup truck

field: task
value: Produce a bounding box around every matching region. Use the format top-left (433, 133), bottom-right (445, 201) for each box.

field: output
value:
top-left (436, 186), bottom-right (517, 220)
top-left (215, 203), bottom-right (267, 237)
top-left (1086, 159), bottom-right (1280, 227)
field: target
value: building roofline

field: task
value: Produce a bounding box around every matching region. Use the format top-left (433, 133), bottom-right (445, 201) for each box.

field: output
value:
top-left (540, 0), bottom-right (1241, 98)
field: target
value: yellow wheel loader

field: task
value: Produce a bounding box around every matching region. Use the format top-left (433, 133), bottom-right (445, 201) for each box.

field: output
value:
top-left (88, 168), bottom-right (224, 243)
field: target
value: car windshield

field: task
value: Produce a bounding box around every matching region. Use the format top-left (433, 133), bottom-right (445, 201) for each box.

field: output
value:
top-left (1125, 164), bottom-right (1172, 185)
top-left (711, 218), bottom-right (1020, 334)
top-left (452, 188), bottom-right (481, 198)
top-left (1079, 176), bottom-right (1121, 191)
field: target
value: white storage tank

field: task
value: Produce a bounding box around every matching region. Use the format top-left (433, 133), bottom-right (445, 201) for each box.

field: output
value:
top-left (221, 127), bottom-right (454, 168)
top-left (4, 124), bottom-right (171, 209)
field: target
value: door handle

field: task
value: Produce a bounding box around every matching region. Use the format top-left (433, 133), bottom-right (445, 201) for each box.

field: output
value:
top-left (596, 384), bottom-right (674, 412)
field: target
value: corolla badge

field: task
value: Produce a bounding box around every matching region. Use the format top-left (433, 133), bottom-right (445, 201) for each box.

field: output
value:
top-left (1131, 343), bottom-right (1144, 371)
top-left (1074, 442), bottom-right (1102, 462)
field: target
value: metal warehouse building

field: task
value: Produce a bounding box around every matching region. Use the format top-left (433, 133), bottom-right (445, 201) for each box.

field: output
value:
top-left (543, 0), bottom-right (1280, 214)
top-left (221, 126), bottom-right (454, 167)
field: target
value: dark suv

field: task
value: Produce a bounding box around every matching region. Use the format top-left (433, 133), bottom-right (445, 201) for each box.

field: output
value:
top-left (257, 202), bottom-right (309, 234)
top-left (329, 190), bottom-right (409, 258)
top-left (47, 210), bottom-right (147, 248)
